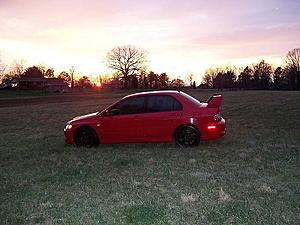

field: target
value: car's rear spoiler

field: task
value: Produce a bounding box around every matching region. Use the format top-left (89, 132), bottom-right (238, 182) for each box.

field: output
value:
top-left (207, 94), bottom-right (222, 108)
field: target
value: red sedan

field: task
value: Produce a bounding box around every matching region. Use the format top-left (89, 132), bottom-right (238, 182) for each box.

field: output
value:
top-left (64, 90), bottom-right (226, 147)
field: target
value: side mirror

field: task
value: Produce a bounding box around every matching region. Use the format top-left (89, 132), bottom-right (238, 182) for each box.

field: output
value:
top-left (110, 108), bottom-right (120, 116)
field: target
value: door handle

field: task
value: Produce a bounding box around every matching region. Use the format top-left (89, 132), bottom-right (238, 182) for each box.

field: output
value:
top-left (169, 112), bottom-right (179, 117)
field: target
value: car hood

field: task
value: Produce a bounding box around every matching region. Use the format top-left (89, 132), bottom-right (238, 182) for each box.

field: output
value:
top-left (71, 112), bottom-right (98, 122)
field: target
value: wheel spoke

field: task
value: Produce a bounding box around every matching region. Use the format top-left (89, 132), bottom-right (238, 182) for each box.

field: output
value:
top-left (176, 126), bottom-right (199, 147)
top-left (75, 128), bottom-right (98, 147)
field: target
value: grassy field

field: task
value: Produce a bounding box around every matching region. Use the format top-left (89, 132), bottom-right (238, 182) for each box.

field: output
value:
top-left (0, 90), bottom-right (299, 225)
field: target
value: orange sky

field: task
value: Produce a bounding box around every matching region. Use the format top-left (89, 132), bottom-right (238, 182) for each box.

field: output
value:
top-left (0, 0), bottom-right (299, 83)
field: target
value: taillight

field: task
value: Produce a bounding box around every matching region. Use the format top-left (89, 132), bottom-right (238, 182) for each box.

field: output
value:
top-left (214, 113), bottom-right (222, 122)
top-left (208, 125), bottom-right (216, 130)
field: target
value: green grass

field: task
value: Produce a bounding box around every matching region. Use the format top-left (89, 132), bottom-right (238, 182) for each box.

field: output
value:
top-left (0, 89), bottom-right (58, 98)
top-left (0, 90), bottom-right (299, 224)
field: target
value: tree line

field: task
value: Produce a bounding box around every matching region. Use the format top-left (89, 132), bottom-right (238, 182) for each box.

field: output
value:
top-left (0, 61), bottom-right (95, 89)
top-left (1, 46), bottom-right (299, 90)
top-left (105, 46), bottom-right (300, 90)
top-left (201, 48), bottom-right (300, 90)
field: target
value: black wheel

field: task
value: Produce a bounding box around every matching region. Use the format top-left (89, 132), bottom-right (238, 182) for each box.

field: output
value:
top-left (74, 127), bottom-right (99, 147)
top-left (175, 125), bottom-right (200, 147)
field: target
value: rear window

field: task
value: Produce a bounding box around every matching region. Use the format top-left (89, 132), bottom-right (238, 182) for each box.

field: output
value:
top-left (180, 92), bottom-right (202, 106)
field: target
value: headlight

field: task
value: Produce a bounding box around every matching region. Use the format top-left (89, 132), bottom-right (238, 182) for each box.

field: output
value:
top-left (214, 114), bottom-right (222, 122)
top-left (64, 124), bottom-right (73, 130)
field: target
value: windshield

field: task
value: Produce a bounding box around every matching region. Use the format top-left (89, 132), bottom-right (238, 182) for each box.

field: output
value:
top-left (180, 92), bottom-right (202, 106)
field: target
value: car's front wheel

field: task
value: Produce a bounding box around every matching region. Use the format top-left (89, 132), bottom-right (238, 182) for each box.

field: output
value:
top-left (175, 125), bottom-right (200, 147)
top-left (74, 127), bottom-right (99, 147)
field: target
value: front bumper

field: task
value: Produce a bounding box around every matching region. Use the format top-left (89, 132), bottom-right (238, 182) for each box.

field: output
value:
top-left (64, 128), bottom-right (74, 144)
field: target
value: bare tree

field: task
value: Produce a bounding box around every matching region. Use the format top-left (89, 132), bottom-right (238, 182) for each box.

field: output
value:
top-left (284, 48), bottom-right (300, 89)
top-left (106, 45), bottom-right (148, 89)
top-left (0, 59), bottom-right (6, 83)
top-left (69, 65), bottom-right (75, 88)
top-left (202, 74), bottom-right (213, 88)
top-left (185, 72), bottom-right (193, 87)
top-left (98, 74), bottom-right (110, 86)
top-left (8, 59), bottom-right (26, 78)
top-left (202, 67), bottom-right (223, 88)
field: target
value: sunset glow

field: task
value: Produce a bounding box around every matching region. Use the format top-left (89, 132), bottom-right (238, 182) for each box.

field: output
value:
top-left (1, 0), bottom-right (299, 83)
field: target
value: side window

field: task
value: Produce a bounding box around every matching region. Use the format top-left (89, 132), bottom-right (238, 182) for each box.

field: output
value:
top-left (112, 96), bottom-right (146, 115)
top-left (147, 96), bottom-right (182, 112)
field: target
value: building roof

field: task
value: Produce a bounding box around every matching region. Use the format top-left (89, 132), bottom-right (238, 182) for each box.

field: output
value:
top-left (17, 77), bottom-right (67, 85)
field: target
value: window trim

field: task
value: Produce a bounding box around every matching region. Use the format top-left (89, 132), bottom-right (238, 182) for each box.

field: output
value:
top-left (110, 96), bottom-right (147, 115)
top-left (109, 94), bottom-right (183, 116)
top-left (145, 95), bottom-right (183, 113)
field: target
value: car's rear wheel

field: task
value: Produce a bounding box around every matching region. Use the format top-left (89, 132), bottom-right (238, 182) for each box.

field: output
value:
top-left (74, 127), bottom-right (99, 147)
top-left (175, 125), bottom-right (200, 147)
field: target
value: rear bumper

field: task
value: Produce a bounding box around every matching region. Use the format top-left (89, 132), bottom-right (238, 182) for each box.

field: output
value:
top-left (200, 118), bottom-right (226, 141)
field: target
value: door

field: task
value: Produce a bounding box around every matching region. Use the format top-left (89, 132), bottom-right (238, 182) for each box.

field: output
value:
top-left (143, 95), bottom-right (183, 142)
top-left (98, 96), bottom-right (147, 143)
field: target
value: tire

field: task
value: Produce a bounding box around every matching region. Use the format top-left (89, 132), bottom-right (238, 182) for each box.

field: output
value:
top-left (175, 125), bottom-right (200, 147)
top-left (74, 127), bottom-right (99, 147)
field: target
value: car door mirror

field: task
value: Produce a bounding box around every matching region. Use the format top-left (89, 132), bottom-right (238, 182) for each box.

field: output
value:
top-left (110, 108), bottom-right (120, 116)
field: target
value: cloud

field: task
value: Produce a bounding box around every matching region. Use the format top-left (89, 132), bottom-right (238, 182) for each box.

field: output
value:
top-left (1, 0), bottom-right (299, 78)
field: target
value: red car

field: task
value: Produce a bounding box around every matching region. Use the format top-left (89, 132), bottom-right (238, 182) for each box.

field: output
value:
top-left (64, 90), bottom-right (226, 147)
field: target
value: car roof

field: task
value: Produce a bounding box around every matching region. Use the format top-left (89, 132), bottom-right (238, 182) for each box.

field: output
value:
top-left (125, 90), bottom-right (181, 98)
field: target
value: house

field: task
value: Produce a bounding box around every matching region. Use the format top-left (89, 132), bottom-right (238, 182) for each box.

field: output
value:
top-left (44, 78), bottom-right (69, 92)
top-left (15, 76), bottom-right (68, 92)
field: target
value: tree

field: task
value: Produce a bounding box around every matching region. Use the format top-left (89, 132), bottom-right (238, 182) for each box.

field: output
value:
top-left (213, 72), bottom-right (224, 90)
top-left (252, 60), bottom-right (272, 89)
top-left (201, 73), bottom-right (213, 88)
top-left (203, 67), bottom-right (223, 88)
top-left (185, 72), bottom-right (193, 87)
top-left (192, 81), bottom-right (196, 89)
top-left (45, 68), bottom-right (55, 78)
top-left (98, 74), bottom-right (110, 86)
top-left (138, 70), bottom-right (148, 88)
top-left (159, 73), bottom-right (169, 88)
top-left (106, 45), bottom-right (148, 89)
top-left (23, 66), bottom-right (44, 77)
top-left (6, 59), bottom-right (26, 79)
top-left (206, 67), bottom-right (235, 90)
top-left (76, 76), bottom-right (92, 88)
top-left (0, 59), bottom-right (6, 83)
top-left (171, 78), bottom-right (185, 88)
top-left (148, 71), bottom-right (159, 88)
top-left (237, 66), bottom-right (252, 89)
top-left (284, 48), bottom-right (300, 89)
top-left (273, 67), bottom-right (283, 89)
top-left (69, 66), bottom-right (76, 88)
top-left (36, 63), bottom-right (47, 76)
top-left (57, 71), bottom-right (71, 83)
top-left (131, 76), bottom-right (139, 88)
top-left (223, 67), bottom-right (236, 89)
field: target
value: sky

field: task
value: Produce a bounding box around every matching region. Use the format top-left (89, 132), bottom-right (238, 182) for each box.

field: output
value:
top-left (0, 0), bottom-right (300, 83)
